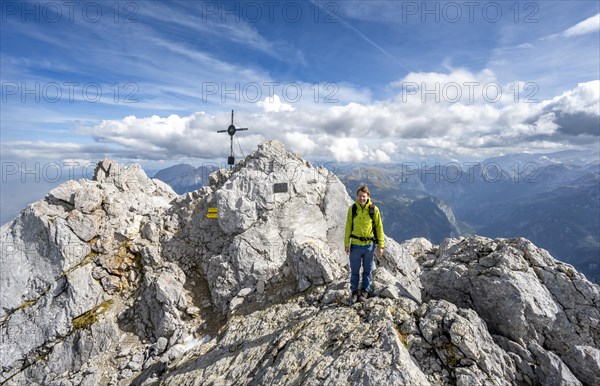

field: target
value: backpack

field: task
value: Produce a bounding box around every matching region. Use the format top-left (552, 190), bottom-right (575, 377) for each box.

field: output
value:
top-left (350, 203), bottom-right (379, 243)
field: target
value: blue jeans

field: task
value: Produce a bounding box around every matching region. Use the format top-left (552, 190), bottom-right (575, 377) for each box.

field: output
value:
top-left (349, 244), bottom-right (375, 293)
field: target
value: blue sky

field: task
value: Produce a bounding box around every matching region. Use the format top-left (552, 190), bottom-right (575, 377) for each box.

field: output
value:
top-left (1, 0), bottom-right (599, 168)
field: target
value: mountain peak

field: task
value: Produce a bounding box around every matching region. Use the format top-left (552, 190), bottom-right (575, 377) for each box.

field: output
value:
top-left (92, 157), bottom-right (156, 192)
top-left (1, 141), bottom-right (598, 385)
top-left (256, 138), bottom-right (288, 157)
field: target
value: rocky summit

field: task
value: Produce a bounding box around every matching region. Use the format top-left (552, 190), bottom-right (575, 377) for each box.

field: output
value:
top-left (0, 140), bottom-right (598, 386)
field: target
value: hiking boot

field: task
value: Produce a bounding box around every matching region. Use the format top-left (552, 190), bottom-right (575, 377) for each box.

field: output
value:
top-left (351, 291), bottom-right (359, 303)
top-left (359, 290), bottom-right (368, 301)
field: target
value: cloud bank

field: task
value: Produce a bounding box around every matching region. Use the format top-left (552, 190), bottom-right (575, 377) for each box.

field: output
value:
top-left (2, 70), bottom-right (598, 163)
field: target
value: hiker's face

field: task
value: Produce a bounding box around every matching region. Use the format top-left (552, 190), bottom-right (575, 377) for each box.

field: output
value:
top-left (357, 192), bottom-right (369, 206)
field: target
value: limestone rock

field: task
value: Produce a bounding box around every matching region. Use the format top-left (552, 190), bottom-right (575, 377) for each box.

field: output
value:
top-left (66, 210), bottom-right (100, 241)
top-left (0, 158), bottom-right (176, 385)
top-left (420, 236), bottom-right (600, 385)
top-left (1, 141), bottom-right (598, 386)
top-left (374, 237), bottom-right (430, 303)
top-left (414, 299), bottom-right (519, 385)
top-left (163, 140), bottom-right (355, 313)
top-left (161, 293), bottom-right (433, 386)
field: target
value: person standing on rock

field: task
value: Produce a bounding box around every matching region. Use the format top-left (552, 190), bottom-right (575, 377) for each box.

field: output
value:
top-left (344, 185), bottom-right (384, 303)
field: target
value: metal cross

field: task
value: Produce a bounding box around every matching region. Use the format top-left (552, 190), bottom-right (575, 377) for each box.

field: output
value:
top-left (217, 110), bottom-right (248, 168)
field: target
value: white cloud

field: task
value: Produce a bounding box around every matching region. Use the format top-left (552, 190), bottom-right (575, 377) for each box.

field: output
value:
top-left (284, 132), bottom-right (317, 154)
top-left (74, 111), bottom-right (256, 160)
top-left (325, 138), bottom-right (395, 163)
top-left (4, 71), bottom-right (597, 163)
top-left (370, 148), bottom-right (391, 163)
top-left (0, 141), bottom-right (104, 161)
top-left (76, 77), bottom-right (598, 159)
top-left (563, 13), bottom-right (600, 37)
top-left (516, 43), bottom-right (534, 49)
top-left (329, 138), bottom-right (364, 162)
top-left (531, 113), bottom-right (561, 135)
top-left (137, 1), bottom-right (276, 54)
top-left (380, 142), bottom-right (396, 155)
top-left (543, 80), bottom-right (600, 115)
top-left (542, 13), bottom-right (600, 40)
top-left (257, 95), bottom-right (295, 112)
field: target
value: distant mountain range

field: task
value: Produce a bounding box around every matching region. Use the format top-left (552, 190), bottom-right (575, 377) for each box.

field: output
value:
top-left (153, 150), bottom-right (600, 283)
top-left (479, 171), bottom-right (599, 281)
top-left (336, 151), bottom-right (600, 284)
top-left (336, 165), bottom-right (464, 244)
top-left (153, 164), bottom-right (219, 194)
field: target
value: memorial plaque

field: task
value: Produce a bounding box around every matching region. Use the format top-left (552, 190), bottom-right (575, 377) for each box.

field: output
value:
top-left (273, 183), bottom-right (288, 193)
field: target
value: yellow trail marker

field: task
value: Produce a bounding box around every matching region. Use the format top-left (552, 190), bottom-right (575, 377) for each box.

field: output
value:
top-left (207, 207), bottom-right (218, 219)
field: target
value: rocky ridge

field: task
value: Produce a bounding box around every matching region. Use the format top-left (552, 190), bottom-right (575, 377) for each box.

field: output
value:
top-left (0, 140), bottom-right (598, 385)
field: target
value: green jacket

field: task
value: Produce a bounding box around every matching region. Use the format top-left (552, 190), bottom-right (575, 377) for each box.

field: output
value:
top-left (344, 199), bottom-right (385, 248)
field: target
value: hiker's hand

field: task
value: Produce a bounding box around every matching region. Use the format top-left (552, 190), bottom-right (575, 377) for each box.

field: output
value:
top-left (376, 247), bottom-right (384, 257)
top-left (345, 246), bottom-right (350, 255)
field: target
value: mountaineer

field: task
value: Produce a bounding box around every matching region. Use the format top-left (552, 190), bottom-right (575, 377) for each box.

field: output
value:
top-left (344, 185), bottom-right (384, 303)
